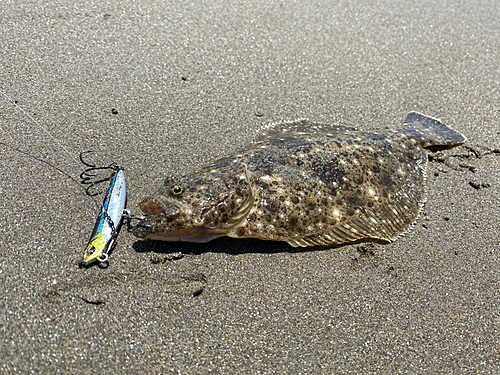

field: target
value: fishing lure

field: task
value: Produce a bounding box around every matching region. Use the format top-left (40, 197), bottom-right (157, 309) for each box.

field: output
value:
top-left (78, 151), bottom-right (147, 266)
top-left (0, 89), bottom-right (132, 266)
top-left (81, 164), bottom-right (127, 266)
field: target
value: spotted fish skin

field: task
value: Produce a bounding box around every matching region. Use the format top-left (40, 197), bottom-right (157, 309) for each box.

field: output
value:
top-left (132, 112), bottom-right (466, 247)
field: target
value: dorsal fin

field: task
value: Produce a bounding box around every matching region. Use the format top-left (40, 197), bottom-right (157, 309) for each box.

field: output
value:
top-left (252, 119), bottom-right (357, 145)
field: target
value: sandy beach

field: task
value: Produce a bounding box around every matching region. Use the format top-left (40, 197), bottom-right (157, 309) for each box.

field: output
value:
top-left (1, 0), bottom-right (500, 373)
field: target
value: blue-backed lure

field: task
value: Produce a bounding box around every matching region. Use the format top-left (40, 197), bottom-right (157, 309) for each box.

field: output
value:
top-left (0, 89), bottom-right (133, 266)
top-left (80, 165), bottom-right (127, 265)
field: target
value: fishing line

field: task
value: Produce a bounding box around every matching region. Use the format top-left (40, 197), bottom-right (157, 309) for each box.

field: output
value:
top-left (0, 89), bottom-right (81, 167)
top-left (1, 88), bottom-right (143, 267)
top-left (0, 88), bottom-right (104, 209)
top-left (0, 141), bottom-right (83, 188)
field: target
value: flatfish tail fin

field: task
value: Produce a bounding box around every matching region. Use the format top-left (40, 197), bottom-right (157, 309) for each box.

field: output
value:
top-left (403, 111), bottom-right (466, 148)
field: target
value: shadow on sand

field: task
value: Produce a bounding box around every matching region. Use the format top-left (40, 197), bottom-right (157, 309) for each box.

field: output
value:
top-left (131, 236), bottom-right (388, 257)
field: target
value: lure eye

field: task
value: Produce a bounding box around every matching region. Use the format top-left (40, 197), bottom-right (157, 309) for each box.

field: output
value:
top-left (171, 185), bottom-right (184, 195)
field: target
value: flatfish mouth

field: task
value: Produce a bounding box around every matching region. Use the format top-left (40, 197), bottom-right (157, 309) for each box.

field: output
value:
top-left (132, 112), bottom-right (466, 247)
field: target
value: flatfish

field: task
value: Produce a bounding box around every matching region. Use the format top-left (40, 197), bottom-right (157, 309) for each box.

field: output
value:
top-left (132, 112), bottom-right (466, 247)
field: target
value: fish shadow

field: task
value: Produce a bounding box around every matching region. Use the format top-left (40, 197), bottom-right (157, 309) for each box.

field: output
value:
top-left (132, 237), bottom-right (292, 256)
top-left (132, 236), bottom-right (388, 256)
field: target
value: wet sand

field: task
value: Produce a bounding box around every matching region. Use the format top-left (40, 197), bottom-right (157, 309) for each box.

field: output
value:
top-left (1, 0), bottom-right (500, 373)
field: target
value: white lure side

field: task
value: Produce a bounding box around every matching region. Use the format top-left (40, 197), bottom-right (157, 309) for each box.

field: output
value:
top-left (81, 168), bottom-right (127, 265)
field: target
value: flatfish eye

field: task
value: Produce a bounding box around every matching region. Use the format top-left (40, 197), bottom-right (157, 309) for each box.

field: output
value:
top-left (171, 185), bottom-right (184, 195)
top-left (165, 176), bottom-right (179, 184)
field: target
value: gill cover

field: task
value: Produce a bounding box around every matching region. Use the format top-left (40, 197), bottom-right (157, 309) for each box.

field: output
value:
top-left (132, 162), bottom-right (255, 240)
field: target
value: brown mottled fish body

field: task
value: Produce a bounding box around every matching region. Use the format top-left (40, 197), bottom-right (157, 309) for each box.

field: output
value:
top-left (132, 112), bottom-right (466, 247)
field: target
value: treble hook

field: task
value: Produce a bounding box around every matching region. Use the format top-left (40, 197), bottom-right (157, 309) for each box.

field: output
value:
top-left (79, 150), bottom-right (119, 196)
